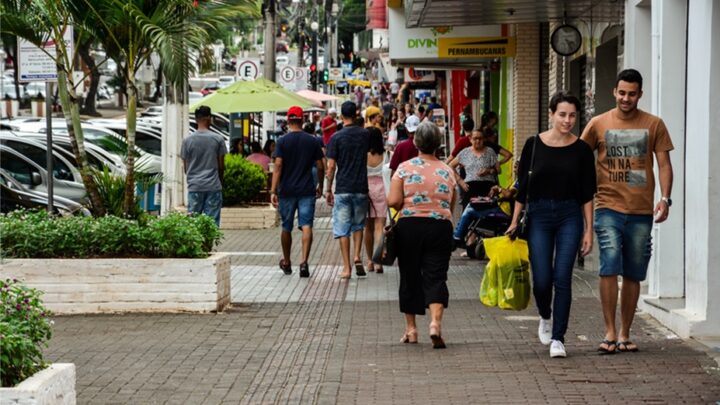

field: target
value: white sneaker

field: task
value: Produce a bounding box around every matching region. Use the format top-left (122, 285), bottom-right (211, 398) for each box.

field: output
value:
top-left (550, 340), bottom-right (567, 358)
top-left (538, 318), bottom-right (552, 345)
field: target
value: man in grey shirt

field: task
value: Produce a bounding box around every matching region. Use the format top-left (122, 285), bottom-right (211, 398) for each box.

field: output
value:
top-left (181, 106), bottom-right (227, 226)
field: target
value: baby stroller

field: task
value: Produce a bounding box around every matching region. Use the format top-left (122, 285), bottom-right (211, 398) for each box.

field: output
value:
top-left (464, 196), bottom-right (512, 260)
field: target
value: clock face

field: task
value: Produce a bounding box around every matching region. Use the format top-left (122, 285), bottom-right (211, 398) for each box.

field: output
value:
top-left (551, 25), bottom-right (582, 56)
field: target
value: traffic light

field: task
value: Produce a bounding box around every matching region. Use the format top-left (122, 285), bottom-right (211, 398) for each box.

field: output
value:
top-left (309, 63), bottom-right (317, 89)
top-left (322, 69), bottom-right (329, 84)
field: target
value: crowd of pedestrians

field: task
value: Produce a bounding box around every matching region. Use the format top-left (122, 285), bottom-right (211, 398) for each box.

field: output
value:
top-left (185, 69), bottom-right (674, 357)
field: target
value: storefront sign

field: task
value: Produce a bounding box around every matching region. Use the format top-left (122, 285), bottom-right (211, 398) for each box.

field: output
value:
top-left (404, 68), bottom-right (435, 82)
top-left (388, 8), bottom-right (500, 61)
top-left (438, 37), bottom-right (516, 58)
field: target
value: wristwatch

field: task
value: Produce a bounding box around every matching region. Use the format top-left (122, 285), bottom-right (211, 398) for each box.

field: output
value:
top-left (661, 196), bottom-right (672, 207)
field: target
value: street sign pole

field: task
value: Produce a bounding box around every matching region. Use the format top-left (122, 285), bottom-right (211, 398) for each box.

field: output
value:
top-left (45, 81), bottom-right (53, 213)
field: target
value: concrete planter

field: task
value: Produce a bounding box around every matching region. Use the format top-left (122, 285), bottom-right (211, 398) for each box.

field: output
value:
top-left (220, 204), bottom-right (278, 230)
top-left (30, 100), bottom-right (45, 117)
top-left (0, 254), bottom-right (230, 314)
top-left (1, 98), bottom-right (19, 118)
top-left (0, 364), bottom-right (76, 405)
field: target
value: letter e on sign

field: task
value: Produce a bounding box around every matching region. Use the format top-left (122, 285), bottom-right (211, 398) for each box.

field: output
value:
top-left (280, 66), bottom-right (295, 83)
top-left (237, 59), bottom-right (259, 80)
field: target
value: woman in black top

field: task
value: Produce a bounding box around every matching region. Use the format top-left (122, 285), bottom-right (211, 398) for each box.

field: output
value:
top-left (506, 91), bottom-right (596, 359)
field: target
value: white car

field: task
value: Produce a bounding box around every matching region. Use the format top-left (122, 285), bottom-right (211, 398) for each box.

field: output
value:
top-left (188, 91), bottom-right (204, 104)
top-left (24, 82), bottom-right (47, 98)
top-left (218, 76), bottom-right (235, 88)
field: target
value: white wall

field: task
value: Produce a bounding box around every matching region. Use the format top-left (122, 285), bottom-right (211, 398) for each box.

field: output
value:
top-left (648, 0), bottom-right (686, 298)
top-left (624, 0), bottom-right (652, 110)
top-left (634, 0), bottom-right (720, 337)
top-left (683, 0), bottom-right (720, 335)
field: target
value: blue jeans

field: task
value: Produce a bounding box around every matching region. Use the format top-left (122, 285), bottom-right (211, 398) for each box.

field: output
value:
top-left (332, 193), bottom-right (368, 238)
top-left (187, 191), bottom-right (223, 226)
top-left (594, 208), bottom-right (653, 281)
top-left (453, 204), bottom-right (504, 241)
top-left (527, 199), bottom-right (583, 343)
top-left (278, 195), bottom-right (316, 231)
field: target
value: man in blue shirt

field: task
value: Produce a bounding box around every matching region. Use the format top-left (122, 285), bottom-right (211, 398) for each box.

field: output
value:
top-left (325, 101), bottom-right (370, 279)
top-left (270, 106), bottom-right (325, 278)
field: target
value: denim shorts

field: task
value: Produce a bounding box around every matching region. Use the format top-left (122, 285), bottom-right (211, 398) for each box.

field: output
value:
top-left (278, 195), bottom-right (316, 231)
top-left (594, 208), bottom-right (653, 281)
top-left (187, 190), bottom-right (223, 226)
top-left (332, 193), bottom-right (368, 238)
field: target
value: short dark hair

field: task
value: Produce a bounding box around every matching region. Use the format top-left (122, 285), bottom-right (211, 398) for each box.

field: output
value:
top-left (366, 127), bottom-right (384, 155)
top-left (616, 69), bottom-right (643, 90)
top-left (341, 100), bottom-right (357, 118)
top-left (462, 117), bottom-right (475, 133)
top-left (549, 91), bottom-right (581, 113)
top-left (480, 111), bottom-right (497, 128)
top-left (418, 106), bottom-right (425, 114)
top-left (250, 141), bottom-right (262, 153)
top-left (195, 106), bottom-right (211, 120)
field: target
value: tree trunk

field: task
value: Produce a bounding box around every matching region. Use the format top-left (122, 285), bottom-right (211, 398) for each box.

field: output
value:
top-left (150, 61), bottom-right (163, 102)
top-left (55, 67), bottom-right (106, 216)
top-left (123, 78), bottom-right (137, 215)
top-left (78, 40), bottom-right (101, 117)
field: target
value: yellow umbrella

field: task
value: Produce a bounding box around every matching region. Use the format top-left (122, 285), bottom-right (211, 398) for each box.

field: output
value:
top-left (190, 78), bottom-right (314, 113)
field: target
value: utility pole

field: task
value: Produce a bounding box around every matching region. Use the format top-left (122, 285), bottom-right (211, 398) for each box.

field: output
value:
top-left (262, 0), bottom-right (277, 139)
top-left (263, 0), bottom-right (277, 81)
top-left (297, 1), bottom-right (306, 68)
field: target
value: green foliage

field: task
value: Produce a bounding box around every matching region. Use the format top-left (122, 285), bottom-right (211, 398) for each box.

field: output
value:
top-left (223, 154), bottom-right (267, 206)
top-left (0, 279), bottom-right (53, 387)
top-left (0, 210), bottom-right (223, 259)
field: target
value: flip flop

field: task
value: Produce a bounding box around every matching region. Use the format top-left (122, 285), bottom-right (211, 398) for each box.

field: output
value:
top-left (597, 339), bottom-right (617, 355)
top-left (616, 341), bottom-right (639, 352)
top-left (354, 261), bottom-right (367, 276)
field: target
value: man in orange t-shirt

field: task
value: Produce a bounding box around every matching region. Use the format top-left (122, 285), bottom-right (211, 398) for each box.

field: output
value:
top-left (581, 69), bottom-right (674, 354)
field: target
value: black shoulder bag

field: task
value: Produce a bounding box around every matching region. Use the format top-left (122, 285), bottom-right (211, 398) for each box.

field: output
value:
top-left (373, 208), bottom-right (400, 266)
top-left (514, 134), bottom-right (538, 240)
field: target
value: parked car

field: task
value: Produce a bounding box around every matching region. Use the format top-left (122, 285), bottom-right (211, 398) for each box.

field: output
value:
top-left (87, 119), bottom-right (163, 157)
top-left (24, 82), bottom-right (46, 98)
top-left (20, 133), bottom-right (126, 176)
top-left (0, 78), bottom-right (24, 100)
top-left (0, 169), bottom-right (90, 216)
top-left (276, 41), bottom-right (289, 54)
top-left (200, 81), bottom-right (221, 96)
top-left (218, 76), bottom-right (235, 88)
top-left (276, 55), bottom-right (290, 66)
top-left (188, 91), bottom-right (204, 104)
top-left (0, 145), bottom-right (87, 204)
top-left (0, 134), bottom-right (83, 183)
top-left (223, 57), bottom-right (236, 71)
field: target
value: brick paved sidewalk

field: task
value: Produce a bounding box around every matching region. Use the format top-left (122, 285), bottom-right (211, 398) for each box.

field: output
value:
top-left (45, 207), bottom-right (720, 404)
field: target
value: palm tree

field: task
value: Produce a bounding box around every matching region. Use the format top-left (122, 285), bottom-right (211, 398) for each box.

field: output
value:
top-left (1, 0), bottom-right (107, 215)
top-left (84, 0), bottom-right (260, 214)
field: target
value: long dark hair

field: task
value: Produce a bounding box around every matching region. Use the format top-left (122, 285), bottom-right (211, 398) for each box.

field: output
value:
top-left (366, 127), bottom-right (384, 155)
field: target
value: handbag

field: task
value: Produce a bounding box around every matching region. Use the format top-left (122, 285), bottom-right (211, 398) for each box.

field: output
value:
top-left (372, 209), bottom-right (400, 266)
top-left (511, 134), bottom-right (538, 240)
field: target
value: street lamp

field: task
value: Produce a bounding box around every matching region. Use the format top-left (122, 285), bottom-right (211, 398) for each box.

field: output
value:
top-left (310, 21), bottom-right (319, 91)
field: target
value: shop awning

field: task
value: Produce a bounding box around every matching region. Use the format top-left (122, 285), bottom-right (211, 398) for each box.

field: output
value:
top-left (403, 0), bottom-right (624, 28)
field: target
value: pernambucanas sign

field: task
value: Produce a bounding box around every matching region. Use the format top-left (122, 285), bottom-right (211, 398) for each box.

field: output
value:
top-left (438, 37), bottom-right (516, 59)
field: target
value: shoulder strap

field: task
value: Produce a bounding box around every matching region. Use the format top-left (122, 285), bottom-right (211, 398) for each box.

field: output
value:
top-left (525, 134), bottom-right (539, 203)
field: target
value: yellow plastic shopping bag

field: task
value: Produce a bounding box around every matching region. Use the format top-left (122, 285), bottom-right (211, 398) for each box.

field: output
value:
top-left (479, 258), bottom-right (498, 307)
top-left (479, 236), bottom-right (531, 310)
